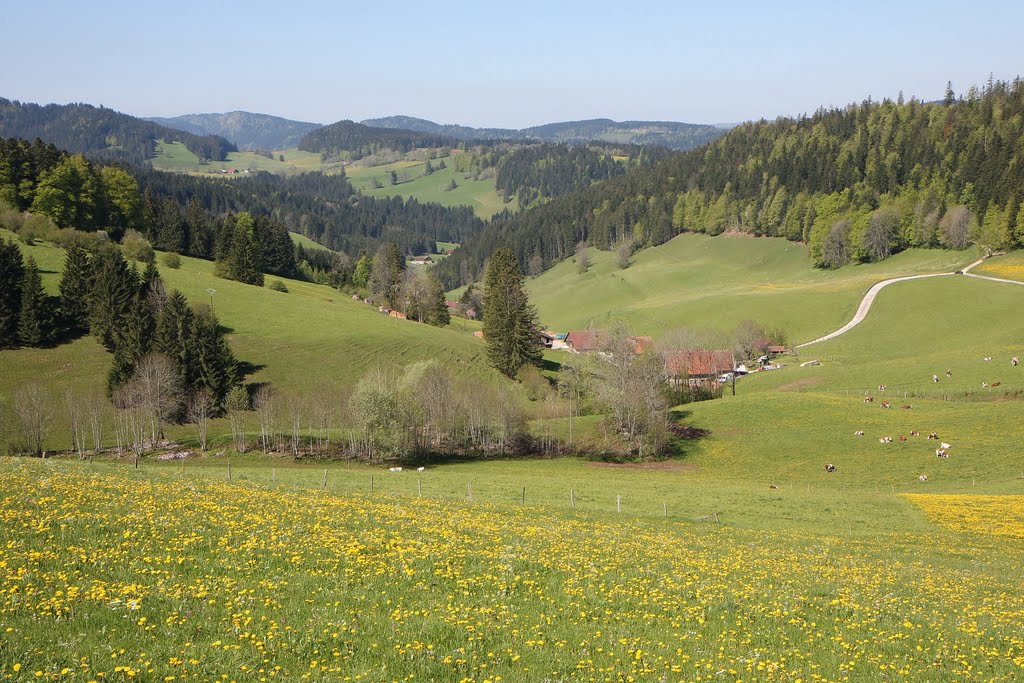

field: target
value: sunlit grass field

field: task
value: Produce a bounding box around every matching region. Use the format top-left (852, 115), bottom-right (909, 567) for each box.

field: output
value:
top-left (2, 459), bottom-right (1023, 682)
top-left (528, 234), bottom-right (980, 342)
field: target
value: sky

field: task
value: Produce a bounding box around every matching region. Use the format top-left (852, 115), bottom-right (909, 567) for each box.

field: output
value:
top-left (2, 0), bottom-right (1022, 128)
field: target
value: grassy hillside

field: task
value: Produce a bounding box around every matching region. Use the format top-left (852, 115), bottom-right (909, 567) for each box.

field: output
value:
top-left (346, 159), bottom-right (516, 219)
top-left (150, 140), bottom-right (334, 175)
top-left (973, 248), bottom-right (1024, 281)
top-left (0, 233), bottom-right (499, 449)
top-left (528, 234), bottom-right (979, 341)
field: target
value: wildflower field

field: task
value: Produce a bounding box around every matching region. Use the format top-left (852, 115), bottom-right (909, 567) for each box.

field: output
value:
top-left (3, 460), bottom-right (1023, 682)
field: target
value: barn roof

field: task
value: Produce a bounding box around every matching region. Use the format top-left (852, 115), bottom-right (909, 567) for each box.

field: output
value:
top-left (664, 350), bottom-right (735, 377)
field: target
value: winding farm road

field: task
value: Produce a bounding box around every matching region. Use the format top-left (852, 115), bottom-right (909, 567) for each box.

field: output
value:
top-left (795, 257), bottom-right (1024, 349)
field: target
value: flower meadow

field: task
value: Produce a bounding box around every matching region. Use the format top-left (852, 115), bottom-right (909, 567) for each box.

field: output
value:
top-left (2, 460), bottom-right (1023, 682)
top-left (905, 494), bottom-right (1024, 539)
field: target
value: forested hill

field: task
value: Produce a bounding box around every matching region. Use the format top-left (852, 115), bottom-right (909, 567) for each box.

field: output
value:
top-left (133, 168), bottom-right (483, 257)
top-left (437, 79), bottom-right (1024, 287)
top-left (361, 115), bottom-right (725, 150)
top-left (146, 111), bottom-right (322, 150)
top-left (298, 120), bottom-right (460, 157)
top-left (0, 98), bottom-right (236, 165)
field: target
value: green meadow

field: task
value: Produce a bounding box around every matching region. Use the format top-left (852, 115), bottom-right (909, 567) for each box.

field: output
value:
top-left (346, 158), bottom-right (515, 219)
top-left (528, 233), bottom-right (980, 341)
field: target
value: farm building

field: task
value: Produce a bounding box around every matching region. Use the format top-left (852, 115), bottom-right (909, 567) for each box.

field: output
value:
top-left (663, 349), bottom-right (735, 383)
top-left (564, 330), bottom-right (655, 355)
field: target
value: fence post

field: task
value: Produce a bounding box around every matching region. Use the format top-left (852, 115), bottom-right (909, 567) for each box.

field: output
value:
top-left (370, 474), bottom-right (374, 492)
top-left (616, 495), bottom-right (621, 513)
top-left (418, 478), bottom-right (422, 496)
top-left (522, 486), bottom-right (526, 505)
top-left (323, 469), bottom-right (327, 490)
top-left (272, 468), bottom-right (276, 485)
top-left (570, 489), bottom-right (575, 510)
top-left (227, 460), bottom-right (231, 480)
top-left (663, 501), bottom-right (667, 517)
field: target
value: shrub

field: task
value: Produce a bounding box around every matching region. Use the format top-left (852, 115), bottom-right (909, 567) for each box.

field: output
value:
top-left (162, 252), bottom-right (182, 269)
top-left (269, 279), bottom-right (289, 293)
top-left (121, 229), bottom-right (154, 263)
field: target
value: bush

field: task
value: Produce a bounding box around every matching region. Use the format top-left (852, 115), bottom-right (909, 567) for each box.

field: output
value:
top-left (269, 279), bottom-right (289, 293)
top-left (162, 252), bottom-right (182, 269)
top-left (121, 229), bottom-right (154, 263)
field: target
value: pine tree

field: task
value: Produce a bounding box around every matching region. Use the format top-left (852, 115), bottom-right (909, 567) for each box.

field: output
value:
top-left (190, 307), bottom-right (237, 406)
top-left (482, 248), bottom-right (542, 378)
top-left (107, 294), bottom-right (155, 394)
top-left (88, 247), bottom-right (138, 351)
top-left (59, 245), bottom-right (91, 333)
top-left (352, 255), bottom-right (371, 288)
top-left (17, 256), bottom-right (53, 346)
top-left (0, 239), bottom-right (25, 348)
top-left (154, 290), bottom-right (195, 389)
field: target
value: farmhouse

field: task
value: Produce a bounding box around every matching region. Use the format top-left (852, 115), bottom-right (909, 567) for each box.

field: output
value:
top-left (564, 330), bottom-right (655, 355)
top-left (663, 349), bottom-right (736, 383)
top-left (767, 345), bottom-right (787, 357)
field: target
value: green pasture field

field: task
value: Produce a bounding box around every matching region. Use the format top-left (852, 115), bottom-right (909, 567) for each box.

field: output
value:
top-left (288, 231), bottom-right (333, 252)
top-left (149, 141), bottom-right (340, 176)
top-left (973, 248), bottom-right (1024, 281)
top-left (346, 158), bottom-right (515, 219)
top-left (2, 456), bottom-right (1023, 682)
top-left (528, 234), bottom-right (979, 341)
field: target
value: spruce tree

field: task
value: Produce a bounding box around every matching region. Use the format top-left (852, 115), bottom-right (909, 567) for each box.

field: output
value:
top-left (154, 290), bottom-right (194, 388)
top-left (0, 239), bottom-right (25, 348)
top-left (190, 307), bottom-right (237, 406)
top-left (59, 245), bottom-right (91, 333)
top-left (107, 294), bottom-right (155, 394)
top-left (17, 256), bottom-right (53, 346)
top-left (88, 247), bottom-right (138, 351)
top-left (482, 248), bottom-right (542, 378)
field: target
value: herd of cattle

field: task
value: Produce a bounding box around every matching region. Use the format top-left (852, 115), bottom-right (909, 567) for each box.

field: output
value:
top-left (823, 355), bottom-right (1020, 479)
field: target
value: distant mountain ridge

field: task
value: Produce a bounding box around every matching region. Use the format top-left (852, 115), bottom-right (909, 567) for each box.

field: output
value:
top-left (146, 111), bottom-right (322, 150)
top-left (361, 115), bottom-right (724, 150)
top-left (0, 98), bottom-right (236, 164)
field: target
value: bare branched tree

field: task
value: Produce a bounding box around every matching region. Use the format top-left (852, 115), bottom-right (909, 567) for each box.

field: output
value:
top-left (64, 390), bottom-right (86, 459)
top-left (187, 389), bottom-right (214, 451)
top-left (225, 385), bottom-right (249, 453)
top-left (86, 388), bottom-right (105, 454)
top-left (14, 383), bottom-right (52, 456)
top-left (253, 385), bottom-right (275, 454)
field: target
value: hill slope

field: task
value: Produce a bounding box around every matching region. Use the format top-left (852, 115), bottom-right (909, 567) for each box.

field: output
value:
top-left (147, 111), bottom-right (322, 150)
top-left (0, 98), bottom-right (236, 164)
top-left (439, 79), bottom-right (1024, 286)
top-left (362, 115), bottom-right (725, 150)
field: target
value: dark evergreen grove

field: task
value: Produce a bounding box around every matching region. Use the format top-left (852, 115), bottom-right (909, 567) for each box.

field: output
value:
top-left (438, 78), bottom-right (1024, 286)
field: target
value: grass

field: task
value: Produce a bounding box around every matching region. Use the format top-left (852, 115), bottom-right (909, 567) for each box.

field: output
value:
top-left (3, 458), bottom-right (1024, 682)
top-left (149, 141), bottom-right (343, 177)
top-left (149, 143), bottom-right (512, 219)
top-left (288, 231), bottom-right (332, 252)
top-left (345, 159), bottom-right (515, 219)
top-left (529, 234), bottom-right (980, 342)
top-left (0, 232), bottom-right (497, 450)
top-left (973, 248), bottom-right (1024, 281)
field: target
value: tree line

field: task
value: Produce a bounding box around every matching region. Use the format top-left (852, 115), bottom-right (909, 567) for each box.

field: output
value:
top-left (0, 98), bottom-right (235, 165)
top-left (437, 78), bottom-right (1024, 286)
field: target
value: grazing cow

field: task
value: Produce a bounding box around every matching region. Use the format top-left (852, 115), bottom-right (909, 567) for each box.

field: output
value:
top-left (946, 369), bottom-right (952, 378)
top-left (825, 464), bottom-right (836, 473)
top-left (416, 466), bottom-right (425, 472)
top-left (928, 432), bottom-right (939, 440)
top-left (984, 356), bottom-right (993, 362)
top-left (901, 404), bottom-right (912, 410)
top-left (878, 384), bottom-right (887, 392)
top-left (769, 484), bottom-right (779, 490)
top-left (854, 430), bottom-right (865, 436)
top-left (899, 434), bottom-right (907, 442)
top-left (879, 436), bottom-right (893, 444)
top-left (919, 474), bottom-right (929, 482)
top-left (982, 382), bottom-right (989, 388)
top-left (863, 396), bottom-right (875, 403)
top-left (940, 442), bottom-right (951, 450)
top-left (388, 466), bottom-right (403, 472)
top-left (1013, 357), bottom-right (1020, 367)
top-left (910, 430), bottom-right (920, 436)
top-left (991, 381), bottom-right (1001, 387)
top-left (933, 374), bottom-right (939, 383)
top-left (935, 449), bottom-right (948, 458)
top-left (880, 401), bottom-right (891, 408)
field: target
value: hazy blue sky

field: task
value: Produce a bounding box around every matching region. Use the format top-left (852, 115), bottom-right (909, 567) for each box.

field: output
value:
top-left (3, 0), bottom-right (1021, 127)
